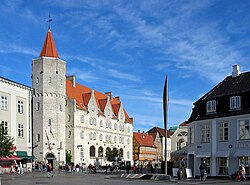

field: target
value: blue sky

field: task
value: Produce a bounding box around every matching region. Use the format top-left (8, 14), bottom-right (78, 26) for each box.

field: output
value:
top-left (1, 0), bottom-right (250, 132)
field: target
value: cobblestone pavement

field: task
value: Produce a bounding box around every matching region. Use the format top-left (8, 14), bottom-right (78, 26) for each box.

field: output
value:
top-left (0, 171), bottom-right (249, 185)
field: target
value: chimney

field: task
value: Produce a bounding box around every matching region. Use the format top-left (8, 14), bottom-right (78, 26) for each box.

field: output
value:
top-left (105, 91), bottom-right (112, 99)
top-left (66, 75), bottom-right (76, 87)
top-left (115, 96), bottom-right (120, 102)
top-left (232, 65), bottom-right (241, 78)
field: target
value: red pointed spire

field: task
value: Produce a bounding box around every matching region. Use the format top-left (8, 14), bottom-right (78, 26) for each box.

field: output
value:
top-left (39, 29), bottom-right (59, 58)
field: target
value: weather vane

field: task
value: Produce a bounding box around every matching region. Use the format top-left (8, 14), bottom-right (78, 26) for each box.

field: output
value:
top-left (47, 14), bottom-right (52, 30)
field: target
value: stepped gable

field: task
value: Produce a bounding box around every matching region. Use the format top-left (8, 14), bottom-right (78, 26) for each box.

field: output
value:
top-left (66, 79), bottom-right (133, 123)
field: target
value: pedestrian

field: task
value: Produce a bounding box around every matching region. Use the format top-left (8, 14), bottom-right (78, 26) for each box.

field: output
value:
top-left (133, 165), bottom-right (137, 174)
top-left (199, 161), bottom-right (207, 181)
top-left (140, 164), bottom-right (143, 174)
top-left (47, 163), bottom-right (53, 177)
top-left (240, 165), bottom-right (246, 181)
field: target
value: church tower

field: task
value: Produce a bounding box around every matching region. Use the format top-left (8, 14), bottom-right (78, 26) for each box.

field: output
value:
top-left (32, 29), bottom-right (66, 167)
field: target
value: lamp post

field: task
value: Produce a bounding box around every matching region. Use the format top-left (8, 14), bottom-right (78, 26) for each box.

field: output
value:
top-left (57, 142), bottom-right (63, 173)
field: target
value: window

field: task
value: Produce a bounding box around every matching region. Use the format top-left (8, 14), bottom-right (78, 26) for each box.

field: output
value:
top-left (230, 96), bottom-right (241, 109)
top-left (68, 115), bottom-right (70, 122)
top-left (201, 125), bottom-right (210, 142)
top-left (105, 135), bottom-right (108, 142)
top-left (1, 96), bottom-right (8, 110)
top-left (127, 138), bottom-right (130, 144)
top-left (127, 126), bottom-right (130, 133)
top-left (206, 100), bottom-right (216, 113)
top-left (35, 102), bottom-right (40, 111)
top-left (109, 135), bottom-right (111, 142)
top-left (80, 148), bottom-right (84, 158)
top-left (93, 132), bottom-right (96, 140)
top-left (99, 134), bottom-right (103, 141)
top-left (202, 158), bottom-right (211, 174)
top-left (219, 123), bottom-right (228, 141)
top-left (218, 157), bottom-right (228, 175)
top-left (189, 127), bottom-right (194, 144)
top-left (17, 100), bottom-right (24, 113)
top-left (80, 131), bottom-right (84, 139)
top-left (114, 136), bottom-right (117, 143)
top-left (98, 147), bottom-right (103, 157)
top-left (93, 118), bottom-right (97, 126)
top-left (1, 121), bottom-right (8, 135)
top-left (239, 157), bottom-right (250, 175)
top-left (89, 132), bottom-right (93, 140)
top-left (80, 115), bottom-right (84, 123)
top-left (100, 120), bottom-right (103, 127)
top-left (36, 133), bottom-right (40, 142)
top-left (48, 119), bottom-right (52, 126)
top-left (239, 119), bottom-right (250, 140)
top-left (119, 148), bottom-right (123, 158)
top-left (90, 146), bottom-right (95, 157)
top-left (114, 123), bottom-right (117, 130)
top-left (18, 124), bottom-right (24, 137)
top-left (127, 151), bottom-right (130, 159)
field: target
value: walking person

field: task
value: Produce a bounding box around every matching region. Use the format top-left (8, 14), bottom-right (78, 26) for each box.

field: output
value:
top-left (240, 165), bottom-right (246, 181)
top-left (199, 161), bottom-right (207, 181)
top-left (47, 163), bottom-right (53, 178)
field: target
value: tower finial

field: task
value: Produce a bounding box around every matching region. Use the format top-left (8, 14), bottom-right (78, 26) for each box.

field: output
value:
top-left (47, 14), bottom-right (52, 30)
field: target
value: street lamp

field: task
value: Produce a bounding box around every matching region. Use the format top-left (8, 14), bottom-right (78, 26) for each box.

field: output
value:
top-left (57, 142), bottom-right (63, 173)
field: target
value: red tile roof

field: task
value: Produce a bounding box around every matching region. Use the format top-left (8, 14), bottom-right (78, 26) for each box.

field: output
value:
top-left (40, 29), bottom-right (59, 58)
top-left (147, 127), bottom-right (173, 138)
top-left (134, 132), bottom-right (155, 147)
top-left (66, 79), bottom-right (133, 124)
top-left (179, 121), bottom-right (187, 126)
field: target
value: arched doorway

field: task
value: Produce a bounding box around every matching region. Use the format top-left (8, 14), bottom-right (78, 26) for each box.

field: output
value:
top-left (45, 153), bottom-right (55, 168)
top-left (98, 146), bottom-right (103, 157)
top-left (119, 148), bottom-right (123, 158)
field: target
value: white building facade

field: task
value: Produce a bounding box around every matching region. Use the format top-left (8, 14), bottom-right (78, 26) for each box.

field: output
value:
top-left (0, 76), bottom-right (33, 167)
top-left (32, 29), bottom-right (133, 168)
top-left (187, 65), bottom-right (250, 177)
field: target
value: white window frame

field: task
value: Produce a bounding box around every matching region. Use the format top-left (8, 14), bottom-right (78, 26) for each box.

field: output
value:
top-left (219, 123), bottom-right (228, 141)
top-left (80, 131), bottom-right (84, 139)
top-left (35, 102), bottom-right (40, 111)
top-left (1, 96), bottom-right (8, 110)
top-left (17, 100), bottom-right (24, 114)
top-left (230, 96), bottom-right (241, 110)
top-left (239, 119), bottom-right (250, 140)
top-left (201, 125), bottom-right (210, 142)
top-left (206, 100), bottom-right (216, 113)
top-left (1, 121), bottom-right (8, 135)
top-left (189, 126), bottom-right (194, 144)
top-left (80, 115), bottom-right (84, 123)
top-left (18, 124), bottom-right (24, 137)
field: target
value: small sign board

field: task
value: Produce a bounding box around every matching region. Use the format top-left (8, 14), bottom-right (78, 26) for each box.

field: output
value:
top-left (185, 168), bottom-right (192, 178)
top-left (172, 168), bottom-right (178, 177)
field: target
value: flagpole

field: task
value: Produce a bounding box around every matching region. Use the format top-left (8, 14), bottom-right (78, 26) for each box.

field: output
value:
top-left (163, 75), bottom-right (168, 175)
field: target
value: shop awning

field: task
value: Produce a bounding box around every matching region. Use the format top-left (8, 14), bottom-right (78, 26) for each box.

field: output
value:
top-left (16, 151), bottom-right (36, 159)
top-left (196, 152), bottom-right (211, 158)
top-left (214, 151), bottom-right (230, 157)
top-left (233, 150), bottom-right (250, 157)
top-left (0, 155), bottom-right (21, 161)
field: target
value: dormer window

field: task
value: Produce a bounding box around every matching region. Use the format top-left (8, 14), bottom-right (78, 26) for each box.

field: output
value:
top-left (230, 96), bottom-right (241, 110)
top-left (206, 100), bottom-right (216, 113)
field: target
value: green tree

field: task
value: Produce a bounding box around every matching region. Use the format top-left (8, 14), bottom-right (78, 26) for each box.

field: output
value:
top-left (65, 150), bottom-right (72, 164)
top-left (0, 123), bottom-right (15, 157)
top-left (106, 147), bottom-right (120, 162)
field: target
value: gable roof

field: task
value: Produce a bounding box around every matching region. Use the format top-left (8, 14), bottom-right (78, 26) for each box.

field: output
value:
top-left (40, 29), bottom-right (59, 58)
top-left (147, 127), bottom-right (173, 138)
top-left (133, 132), bottom-right (155, 147)
top-left (195, 72), bottom-right (250, 104)
top-left (66, 79), bottom-right (133, 123)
